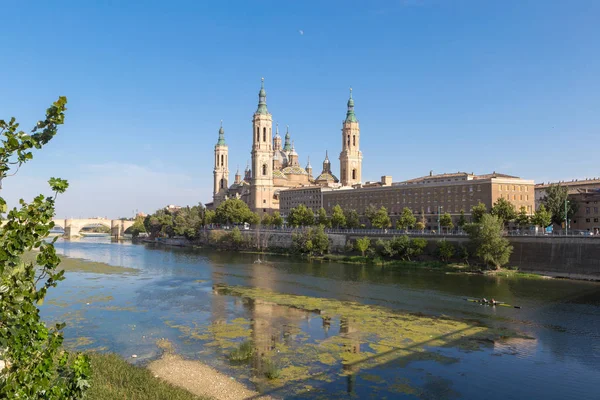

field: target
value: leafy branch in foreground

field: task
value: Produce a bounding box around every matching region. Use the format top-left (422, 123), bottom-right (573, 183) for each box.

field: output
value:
top-left (0, 97), bottom-right (90, 399)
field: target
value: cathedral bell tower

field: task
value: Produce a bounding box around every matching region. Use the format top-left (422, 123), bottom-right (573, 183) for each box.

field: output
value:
top-left (250, 78), bottom-right (275, 212)
top-left (339, 88), bottom-right (362, 186)
top-left (213, 120), bottom-right (229, 206)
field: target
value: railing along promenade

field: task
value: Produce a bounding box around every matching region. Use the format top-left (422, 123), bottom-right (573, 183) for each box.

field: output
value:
top-left (212, 226), bottom-right (598, 239)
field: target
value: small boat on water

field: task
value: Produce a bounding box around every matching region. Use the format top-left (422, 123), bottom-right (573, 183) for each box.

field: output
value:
top-left (465, 298), bottom-right (521, 309)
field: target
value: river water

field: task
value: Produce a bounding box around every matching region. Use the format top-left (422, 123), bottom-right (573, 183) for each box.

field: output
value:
top-left (42, 237), bottom-right (600, 399)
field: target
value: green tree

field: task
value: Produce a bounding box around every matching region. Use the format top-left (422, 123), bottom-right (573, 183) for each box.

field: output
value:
top-left (215, 199), bottom-right (255, 225)
top-left (128, 216), bottom-right (147, 238)
top-left (330, 205), bottom-right (346, 228)
top-left (248, 212), bottom-right (260, 226)
top-left (396, 207), bottom-right (416, 231)
top-left (532, 204), bottom-right (552, 230)
top-left (364, 204), bottom-right (378, 223)
top-left (261, 213), bottom-right (273, 227)
top-left (0, 98), bottom-right (90, 398)
top-left (490, 197), bottom-right (517, 226)
top-left (415, 221), bottom-right (425, 231)
top-left (437, 240), bottom-right (455, 262)
top-left (464, 214), bottom-right (513, 269)
top-left (439, 213), bottom-right (454, 232)
top-left (344, 209), bottom-right (360, 229)
top-left (355, 237), bottom-right (371, 257)
top-left (470, 202), bottom-right (487, 223)
top-left (271, 211), bottom-right (284, 228)
top-left (542, 184), bottom-right (579, 226)
top-left (291, 225), bottom-right (329, 255)
top-left (287, 204), bottom-right (315, 227)
top-left (515, 206), bottom-right (530, 229)
top-left (371, 206), bottom-right (391, 229)
top-left (202, 208), bottom-right (215, 227)
top-left (317, 207), bottom-right (330, 227)
top-left (457, 209), bottom-right (467, 229)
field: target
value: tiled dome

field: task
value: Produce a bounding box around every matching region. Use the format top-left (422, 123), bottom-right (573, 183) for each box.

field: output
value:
top-left (282, 166), bottom-right (308, 175)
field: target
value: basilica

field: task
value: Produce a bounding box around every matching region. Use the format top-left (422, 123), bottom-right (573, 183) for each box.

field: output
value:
top-left (210, 78), bottom-right (363, 213)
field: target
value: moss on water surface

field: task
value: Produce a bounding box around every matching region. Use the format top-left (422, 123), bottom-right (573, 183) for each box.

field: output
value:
top-left (22, 251), bottom-right (139, 275)
top-left (162, 283), bottom-right (530, 395)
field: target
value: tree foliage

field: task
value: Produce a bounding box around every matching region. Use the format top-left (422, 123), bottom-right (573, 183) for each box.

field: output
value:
top-left (317, 208), bottom-right (330, 227)
top-left (271, 211), bottom-right (284, 228)
top-left (457, 210), bottom-right (467, 228)
top-left (439, 213), bottom-right (454, 231)
top-left (354, 237), bottom-right (371, 257)
top-left (464, 214), bottom-right (513, 269)
top-left (344, 209), bottom-right (360, 229)
top-left (490, 198), bottom-right (517, 226)
top-left (532, 204), bottom-right (552, 229)
top-left (126, 216), bottom-right (147, 238)
top-left (287, 204), bottom-right (314, 227)
top-left (396, 207), bottom-right (416, 230)
top-left (374, 236), bottom-right (426, 261)
top-left (470, 202), bottom-right (487, 223)
top-left (371, 206), bottom-right (391, 229)
top-left (542, 184), bottom-right (578, 226)
top-left (437, 240), bottom-right (455, 262)
top-left (215, 199), bottom-right (256, 225)
top-left (515, 206), bottom-right (530, 229)
top-left (364, 204), bottom-right (378, 223)
top-left (291, 225), bottom-right (329, 255)
top-left (0, 97), bottom-right (90, 399)
top-left (330, 205), bottom-right (346, 228)
top-left (261, 213), bottom-right (273, 227)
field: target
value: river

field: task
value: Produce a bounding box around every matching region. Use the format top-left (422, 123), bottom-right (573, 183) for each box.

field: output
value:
top-left (42, 237), bottom-right (600, 399)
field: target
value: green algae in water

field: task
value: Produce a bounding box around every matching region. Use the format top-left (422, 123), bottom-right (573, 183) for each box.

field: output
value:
top-left (22, 251), bottom-right (139, 275)
top-left (206, 284), bottom-right (531, 392)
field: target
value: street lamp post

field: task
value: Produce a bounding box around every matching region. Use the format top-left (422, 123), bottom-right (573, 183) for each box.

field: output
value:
top-left (564, 199), bottom-right (569, 236)
top-left (438, 205), bottom-right (443, 234)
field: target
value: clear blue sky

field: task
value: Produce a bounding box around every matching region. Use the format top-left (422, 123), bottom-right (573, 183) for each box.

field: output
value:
top-left (1, 0), bottom-right (598, 218)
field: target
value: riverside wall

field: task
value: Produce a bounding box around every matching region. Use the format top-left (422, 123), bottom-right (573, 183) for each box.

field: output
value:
top-left (345, 234), bottom-right (600, 280)
top-left (150, 230), bottom-right (600, 281)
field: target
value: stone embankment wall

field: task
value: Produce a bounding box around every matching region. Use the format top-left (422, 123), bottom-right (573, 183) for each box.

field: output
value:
top-left (345, 234), bottom-right (600, 280)
top-left (149, 230), bottom-right (600, 281)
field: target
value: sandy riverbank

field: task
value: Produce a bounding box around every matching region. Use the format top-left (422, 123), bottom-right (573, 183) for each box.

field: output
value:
top-left (148, 352), bottom-right (272, 400)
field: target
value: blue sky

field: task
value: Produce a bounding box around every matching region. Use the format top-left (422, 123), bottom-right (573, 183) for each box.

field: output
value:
top-left (1, 0), bottom-right (598, 218)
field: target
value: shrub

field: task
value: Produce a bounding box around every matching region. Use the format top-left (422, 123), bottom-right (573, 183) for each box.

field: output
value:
top-left (354, 237), bottom-right (371, 257)
top-left (464, 214), bottom-right (513, 269)
top-left (437, 240), bottom-right (455, 262)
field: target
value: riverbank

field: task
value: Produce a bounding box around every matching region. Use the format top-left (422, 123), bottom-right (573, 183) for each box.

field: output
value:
top-left (87, 352), bottom-right (205, 400)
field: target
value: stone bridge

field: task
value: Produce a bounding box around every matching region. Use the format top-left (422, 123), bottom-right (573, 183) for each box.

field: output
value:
top-left (51, 218), bottom-right (134, 239)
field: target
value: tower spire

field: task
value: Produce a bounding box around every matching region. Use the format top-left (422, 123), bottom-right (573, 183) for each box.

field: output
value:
top-left (217, 120), bottom-right (226, 145)
top-left (283, 125), bottom-right (291, 151)
top-left (345, 87), bottom-right (357, 123)
top-left (256, 77), bottom-right (268, 114)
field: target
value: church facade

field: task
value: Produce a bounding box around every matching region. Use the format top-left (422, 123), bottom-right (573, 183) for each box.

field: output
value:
top-left (211, 79), bottom-right (362, 213)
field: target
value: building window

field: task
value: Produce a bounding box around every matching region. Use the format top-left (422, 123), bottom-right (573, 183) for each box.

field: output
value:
top-left (263, 127), bottom-right (266, 142)
top-left (595, 207), bottom-right (599, 213)
top-left (586, 207), bottom-right (590, 214)
top-left (352, 169), bottom-right (356, 180)
top-left (594, 218), bottom-right (599, 223)
top-left (353, 135), bottom-right (356, 146)
top-left (256, 127), bottom-right (260, 141)
top-left (220, 154), bottom-right (224, 166)
top-left (262, 164), bottom-right (267, 175)
top-left (347, 135), bottom-right (350, 146)
top-left (263, 199), bottom-right (266, 204)
top-left (586, 218), bottom-right (591, 223)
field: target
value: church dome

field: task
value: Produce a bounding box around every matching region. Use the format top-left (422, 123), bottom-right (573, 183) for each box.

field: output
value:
top-left (282, 165), bottom-right (308, 176)
top-left (274, 150), bottom-right (288, 165)
top-left (316, 172), bottom-right (339, 183)
top-left (273, 169), bottom-right (287, 180)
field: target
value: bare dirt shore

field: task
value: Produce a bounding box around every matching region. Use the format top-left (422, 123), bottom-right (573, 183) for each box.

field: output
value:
top-left (148, 353), bottom-right (272, 400)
